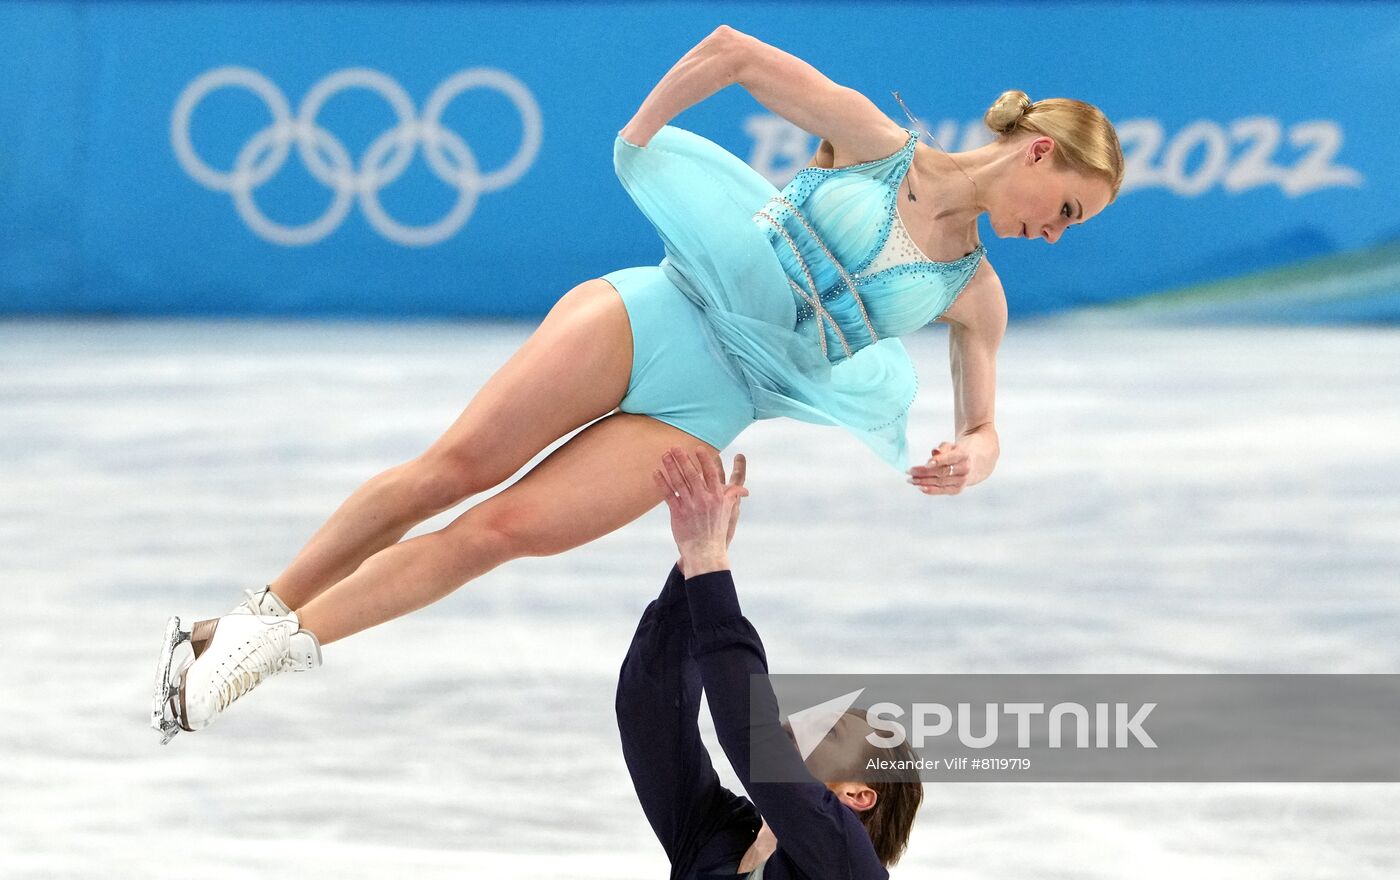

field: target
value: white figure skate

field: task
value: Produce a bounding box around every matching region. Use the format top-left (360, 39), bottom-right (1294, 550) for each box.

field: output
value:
top-left (150, 585), bottom-right (301, 744)
top-left (151, 610), bottom-right (320, 745)
top-left (231, 585), bottom-right (293, 617)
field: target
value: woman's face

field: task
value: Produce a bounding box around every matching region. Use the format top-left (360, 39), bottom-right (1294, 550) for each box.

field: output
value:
top-left (989, 135), bottom-right (1114, 245)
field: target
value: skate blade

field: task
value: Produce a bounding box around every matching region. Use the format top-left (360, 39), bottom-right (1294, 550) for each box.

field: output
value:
top-left (151, 616), bottom-right (191, 744)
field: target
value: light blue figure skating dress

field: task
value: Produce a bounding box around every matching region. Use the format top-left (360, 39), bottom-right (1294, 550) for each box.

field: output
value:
top-left (602, 124), bottom-right (986, 471)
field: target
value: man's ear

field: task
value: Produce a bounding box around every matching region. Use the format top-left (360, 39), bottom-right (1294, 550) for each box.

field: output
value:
top-left (835, 784), bottom-right (878, 812)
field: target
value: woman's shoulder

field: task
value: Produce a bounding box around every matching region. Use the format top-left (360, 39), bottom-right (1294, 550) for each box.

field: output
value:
top-left (807, 125), bottom-right (916, 173)
top-left (940, 253), bottom-right (1007, 335)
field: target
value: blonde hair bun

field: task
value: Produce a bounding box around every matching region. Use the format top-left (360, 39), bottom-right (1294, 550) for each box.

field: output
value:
top-left (977, 91), bottom-right (1126, 201)
top-left (984, 90), bottom-right (1033, 136)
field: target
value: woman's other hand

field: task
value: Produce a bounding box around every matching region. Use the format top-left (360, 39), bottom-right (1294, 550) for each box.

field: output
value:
top-left (907, 440), bottom-right (980, 495)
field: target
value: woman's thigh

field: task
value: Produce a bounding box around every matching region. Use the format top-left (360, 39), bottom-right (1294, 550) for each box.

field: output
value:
top-left (448, 412), bottom-right (719, 558)
top-left (417, 276), bottom-right (635, 489)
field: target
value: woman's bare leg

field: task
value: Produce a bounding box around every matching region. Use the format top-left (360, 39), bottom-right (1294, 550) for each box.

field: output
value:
top-left (294, 413), bottom-right (716, 644)
top-left (268, 278), bottom-right (635, 610)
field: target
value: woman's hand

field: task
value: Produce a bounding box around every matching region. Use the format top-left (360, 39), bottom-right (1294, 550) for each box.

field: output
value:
top-left (907, 434), bottom-right (997, 495)
top-left (653, 446), bottom-right (749, 576)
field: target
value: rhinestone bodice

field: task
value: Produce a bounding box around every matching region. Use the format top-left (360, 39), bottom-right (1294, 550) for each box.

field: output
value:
top-left (751, 128), bottom-right (985, 363)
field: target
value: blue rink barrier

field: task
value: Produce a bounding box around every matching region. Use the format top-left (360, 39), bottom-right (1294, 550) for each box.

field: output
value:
top-left (1, 1), bottom-right (1396, 318)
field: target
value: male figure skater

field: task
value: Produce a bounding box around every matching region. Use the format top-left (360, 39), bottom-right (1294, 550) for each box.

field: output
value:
top-left (617, 447), bottom-right (923, 878)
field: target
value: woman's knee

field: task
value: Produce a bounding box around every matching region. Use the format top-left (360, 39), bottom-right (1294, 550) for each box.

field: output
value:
top-left (398, 451), bottom-right (498, 517)
top-left (450, 499), bottom-right (572, 561)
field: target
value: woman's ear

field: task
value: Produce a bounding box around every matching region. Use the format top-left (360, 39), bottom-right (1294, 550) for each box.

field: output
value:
top-left (1027, 135), bottom-right (1057, 164)
top-left (835, 783), bottom-right (878, 812)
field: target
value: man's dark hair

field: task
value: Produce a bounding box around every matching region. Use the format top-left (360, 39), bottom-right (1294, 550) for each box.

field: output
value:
top-left (850, 710), bottom-right (924, 867)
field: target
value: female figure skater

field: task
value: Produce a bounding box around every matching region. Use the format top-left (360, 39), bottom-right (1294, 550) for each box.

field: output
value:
top-left (619, 446), bottom-right (923, 877)
top-left (152, 24), bottom-right (1124, 741)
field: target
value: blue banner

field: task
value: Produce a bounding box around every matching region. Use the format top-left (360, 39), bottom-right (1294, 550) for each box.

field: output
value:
top-left (1, 1), bottom-right (1395, 317)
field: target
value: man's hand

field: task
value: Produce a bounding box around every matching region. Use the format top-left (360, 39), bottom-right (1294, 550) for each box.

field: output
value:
top-left (722, 452), bottom-right (746, 547)
top-left (653, 447), bottom-right (749, 577)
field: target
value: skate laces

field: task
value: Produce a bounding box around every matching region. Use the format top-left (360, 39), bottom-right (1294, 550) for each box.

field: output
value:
top-left (212, 620), bottom-right (295, 712)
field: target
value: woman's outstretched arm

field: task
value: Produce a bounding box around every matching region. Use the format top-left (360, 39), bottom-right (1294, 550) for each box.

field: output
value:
top-left (620, 25), bottom-right (907, 163)
top-left (911, 265), bottom-right (1008, 494)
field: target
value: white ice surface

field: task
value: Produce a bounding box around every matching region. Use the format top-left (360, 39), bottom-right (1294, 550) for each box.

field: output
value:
top-left (1, 316), bottom-right (1397, 879)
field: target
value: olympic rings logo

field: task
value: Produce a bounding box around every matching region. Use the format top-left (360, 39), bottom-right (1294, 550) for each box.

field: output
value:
top-left (171, 66), bottom-right (542, 247)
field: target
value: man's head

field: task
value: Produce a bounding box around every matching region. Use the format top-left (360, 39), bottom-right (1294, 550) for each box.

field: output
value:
top-left (783, 709), bottom-right (924, 866)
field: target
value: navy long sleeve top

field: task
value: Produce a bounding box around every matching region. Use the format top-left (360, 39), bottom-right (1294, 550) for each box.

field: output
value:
top-left (615, 565), bottom-right (889, 880)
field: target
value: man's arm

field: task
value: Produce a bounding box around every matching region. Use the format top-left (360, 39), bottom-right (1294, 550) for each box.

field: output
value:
top-left (653, 450), bottom-right (881, 874)
top-left (617, 565), bottom-right (759, 870)
top-left (684, 569), bottom-right (886, 877)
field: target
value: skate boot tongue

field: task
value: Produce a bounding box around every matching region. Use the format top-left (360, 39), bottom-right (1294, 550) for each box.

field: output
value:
top-left (233, 586), bottom-right (293, 617)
